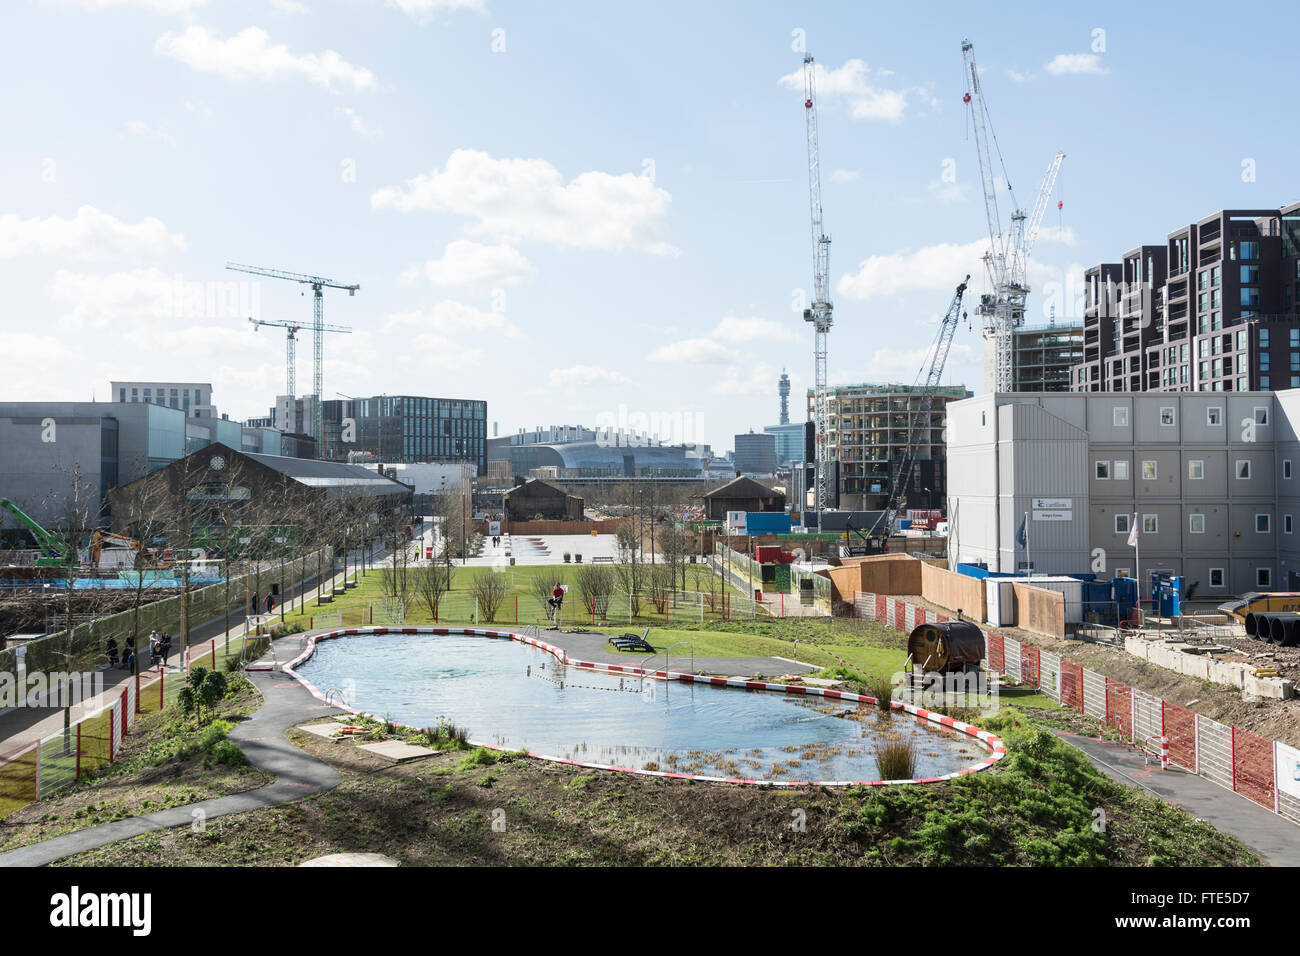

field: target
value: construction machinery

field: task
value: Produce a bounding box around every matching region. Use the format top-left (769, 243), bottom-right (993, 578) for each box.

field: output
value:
top-left (800, 53), bottom-right (834, 528)
top-left (226, 262), bottom-right (359, 442)
top-left (88, 531), bottom-right (156, 570)
top-left (960, 38), bottom-right (1065, 393)
top-left (247, 315), bottom-right (352, 407)
top-left (0, 497), bottom-right (77, 567)
top-left (848, 277), bottom-right (970, 555)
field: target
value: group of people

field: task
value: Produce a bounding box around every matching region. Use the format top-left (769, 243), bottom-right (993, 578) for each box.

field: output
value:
top-left (250, 591), bottom-right (277, 615)
top-left (105, 629), bottom-right (173, 672)
top-left (491, 534), bottom-right (503, 548)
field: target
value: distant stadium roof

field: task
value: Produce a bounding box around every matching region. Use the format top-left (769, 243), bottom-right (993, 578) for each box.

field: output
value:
top-left (244, 452), bottom-right (411, 493)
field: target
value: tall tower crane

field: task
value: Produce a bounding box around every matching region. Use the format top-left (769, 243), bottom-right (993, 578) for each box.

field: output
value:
top-left (851, 277), bottom-right (970, 554)
top-left (801, 53), bottom-right (834, 527)
top-left (226, 262), bottom-right (360, 442)
top-left (960, 39), bottom-right (1064, 393)
top-left (247, 315), bottom-right (352, 413)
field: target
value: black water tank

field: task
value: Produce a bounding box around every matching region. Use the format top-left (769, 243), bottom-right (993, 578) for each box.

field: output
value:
top-left (908, 620), bottom-right (985, 673)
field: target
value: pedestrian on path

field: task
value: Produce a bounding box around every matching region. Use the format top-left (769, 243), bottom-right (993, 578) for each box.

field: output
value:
top-left (251, 591), bottom-right (258, 615)
top-left (160, 633), bottom-right (172, 667)
top-left (105, 637), bottom-right (119, 669)
top-left (265, 592), bottom-right (275, 614)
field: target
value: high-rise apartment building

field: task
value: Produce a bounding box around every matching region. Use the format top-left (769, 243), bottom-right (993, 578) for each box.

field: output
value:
top-left (111, 381), bottom-right (215, 418)
top-left (988, 323), bottom-right (1083, 392)
top-left (1073, 203), bottom-right (1300, 393)
top-left (320, 395), bottom-right (487, 474)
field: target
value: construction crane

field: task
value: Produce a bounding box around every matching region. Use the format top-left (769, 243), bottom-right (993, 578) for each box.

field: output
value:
top-left (850, 277), bottom-right (970, 555)
top-left (960, 38), bottom-right (1064, 393)
top-left (247, 315), bottom-right (352, 406)
top-left (226, 262), bottom-right (360, 442)
top-left (801, 53), bottom-right (834, 528)
top-left (0, 497), bottom-right (77, 567)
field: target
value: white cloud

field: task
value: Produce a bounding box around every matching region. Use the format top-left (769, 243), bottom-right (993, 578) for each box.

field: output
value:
top-left (927, 180), bottom-right (970, 204)
top-left (337, 106), bottom-right (375, 136)
top-left (830, 169), bottom-right (860, 183)
top-left (647, 338), bottom-right (737, 364)
top-left (713, 362), bottom-right (786, 397)
top-left (51, 0), bottom-right (206, 12)
top-left (856, 342), bottom-right (978, 383)
top-left (390, 0), bottom-right (485, 23)
top-left (0, 206), bottom-right (185, 261)
top-left (548, 365), bottom-right (631, 388)
top-left (838, 239), bottom-right (988, 300)
top-left (382, 299), bottom-right (523, 340)
top-left (154, 26), bottom-right (376, 91)
top-left (1044, 53), bottom-right (1109, 76)
top-left (401, 240), bottom-right (535, 288)
top-left (711, 315), bottom-right (798, 343)
top-left (125, 120), bottom-right (177, 148)
top-left (372, 149), bottom-right (676, 255)
top-left (270, 0), bottom-right (308, 12)
top-left (777, 58), bottom-right (915, 123)
top-left (1006, 69), bottom-right (1034, 83)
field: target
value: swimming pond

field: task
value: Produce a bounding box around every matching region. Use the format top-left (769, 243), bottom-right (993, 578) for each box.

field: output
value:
top-left (290, 629), bottom-right (1000, 784)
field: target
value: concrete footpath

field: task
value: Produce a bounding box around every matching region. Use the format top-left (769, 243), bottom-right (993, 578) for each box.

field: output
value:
top-left (1055, 730), bottom-right (1300, 867)
top-left (0, 638), bottom-right (341, 867)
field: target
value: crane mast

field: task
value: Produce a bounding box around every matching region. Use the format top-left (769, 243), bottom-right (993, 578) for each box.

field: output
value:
top-left (248, 315), bottom-right (352, 410)
top-left (960, 38), bottom-right (1064, 394)
top-left (802, 53), bottom-right (834, 527)
top-left (855, 277), bottom-right (970, 552)
top-left (227, 262), bottom-right (359, 444)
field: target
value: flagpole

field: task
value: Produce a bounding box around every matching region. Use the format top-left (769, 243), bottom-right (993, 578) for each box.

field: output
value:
top-left (1134, 511), bottom-right (1141, 618)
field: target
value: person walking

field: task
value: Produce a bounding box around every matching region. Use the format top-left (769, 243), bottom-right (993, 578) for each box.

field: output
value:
top-left (265, 592), bottom-right (275, 614)
top-left (160, 632), bottom-right (172, 667)
top-left (106, 637), bottom-right (119, 669)
top-left (251, 591), bottom-right (259, 615)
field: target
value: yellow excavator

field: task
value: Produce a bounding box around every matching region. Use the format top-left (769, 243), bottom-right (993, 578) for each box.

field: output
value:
top-left (88, 531), bottom-right (162, 570)
top-left (1218, 592), bottom-right (1300, 624)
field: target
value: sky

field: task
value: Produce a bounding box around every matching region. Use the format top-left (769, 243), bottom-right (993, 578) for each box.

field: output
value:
top-left (2, 0), bottom-right (1298, 454)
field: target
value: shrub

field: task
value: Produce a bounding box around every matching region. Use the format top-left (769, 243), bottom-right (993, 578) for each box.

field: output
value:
top-left (206, 740), bottom-right (248, 767)
top-left (458, 746), bottom-right (499, 770)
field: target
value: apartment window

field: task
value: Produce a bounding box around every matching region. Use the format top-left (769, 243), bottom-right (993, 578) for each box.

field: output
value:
top-left (1238, 377), bottom-right (1248, 391)
top-left (1141, 460), bottom-right (1157, 480)
top-left (1256, 514), bottom-right (1271, 533)
top-left (1242, 288), bottom-right (1261, 307)
top-left (1113, 406), bottom-right (1128, 426)
top-left (1261, 353), bottom-right (1271, 371)
top-left (1258, 567), bottom-right (1272, 588)
top-left (1242, 265), bottom-right (1260, 284)
top-left (1189, 513), bottom-right (1206, 534)
top-left (1188, 459), bottom-right (1204, 479)
top-left (1212, 266), bottom-right (1221, 285)
top-left (1262, 376), bottom-right (1271, 390)
top-left (1292, 329), bottom-right (1300, 348)
top-left (1237, 459), bottom-right (1252, 479)
top-left (1142, 514), bottom-right (1158, 534)
top-left (1207, 406), bottom-right (1223, 426)
top-left (1255, 406), bottom-right (1270, 425)
top-left (1096, 461), bottom-right (1111, 480)
top-left (118, 388), bottom-right (125, 402)
top-left (1113, 460), bottom-right (1129, 480)
top-left (1240, 240), bottom-right (1260, 260)
top-left (1209, 568), bottom-right (1225, 588)
top-left (1159, 406), bottom-right (1175, 425)
top-left (1114, 514), bottom-right (1131, 534)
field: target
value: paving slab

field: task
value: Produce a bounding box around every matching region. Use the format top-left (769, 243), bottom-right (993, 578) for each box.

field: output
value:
top-left (299, 852), bottom-right (399, 867)
top-left (357, 740), bottom-right (438, 763)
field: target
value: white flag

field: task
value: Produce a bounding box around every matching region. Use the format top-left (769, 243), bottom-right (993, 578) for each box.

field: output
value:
top-left (1127, 513), bottom-right (1139, 548)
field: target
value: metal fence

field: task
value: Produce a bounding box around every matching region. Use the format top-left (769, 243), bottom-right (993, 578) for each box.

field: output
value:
top-left (856, 590), bottom-right (1297, 821)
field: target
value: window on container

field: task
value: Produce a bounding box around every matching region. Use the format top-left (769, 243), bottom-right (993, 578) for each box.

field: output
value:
top-left (1160, 406), bottom-right (1175, 425)
top-left (1257, 514), bottom-right (1272, 533)
top-left (1254, 406), bottom-right (1270, 425)
top-left (1113, 460), bottom-right (1129, 480)
top-left (1287, 514), bottom-right (1294, 534)
top-left (1286, 460), bottom-right (1293, 479)
top-left (1207, 406), bottom-right (1223, 427)
top-left (1258, 567), bottom-right (1272, 588)
top-left (1115, 568), bottom-right (1131, 579)
top-left (1113, 406), bottom-right (1128, 426)
top-left (1209, 568), bottom-right (1225, 588)
top-left (1189, 513), bottom-right (1206, 534)
top-left (1141, 460), bottom-right (1157, 480)
top-left (1237, 459), bottom-right (1252, 479)
top-left (1114, 513), bottom-right (1130, 534)
top-left (1188, 459), bottom-right (1204, 479)
top-left (1142, 514), bottom-right (1158, 534)
top-left (1096, 461), bottom-right (1110, 479)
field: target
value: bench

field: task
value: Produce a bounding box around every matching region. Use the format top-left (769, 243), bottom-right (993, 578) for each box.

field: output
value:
top-left (591, 556), bottom-right (615, 563)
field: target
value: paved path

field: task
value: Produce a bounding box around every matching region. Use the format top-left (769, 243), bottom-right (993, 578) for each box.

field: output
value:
top-left (541, 628), bottom-right (815, 678)
top-left (0, 645), bottom-right (341, 867)
top-left (1054, 730), bottom-right (1300, 867)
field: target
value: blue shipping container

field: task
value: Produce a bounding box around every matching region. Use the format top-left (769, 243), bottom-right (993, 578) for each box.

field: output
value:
top-left (744, 512), bottom-right (792, 534)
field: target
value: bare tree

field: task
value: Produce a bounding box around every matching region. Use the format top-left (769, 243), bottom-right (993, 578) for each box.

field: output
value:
top-left (471, 572), bottom-right (509, 622)
top-left (614, 522), bottom-right (643, 617)
top-left (575, 563), bottom-right (616, 622)
top-left (414, 561), bottom-right (451, 621)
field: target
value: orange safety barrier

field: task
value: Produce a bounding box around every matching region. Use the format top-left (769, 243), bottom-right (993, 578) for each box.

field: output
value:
top-left (1105, 678), bottom-right (1133, 738)
top-left (986, 632), bottom-right (1005, 673)
top-left (1162, 700), bottom-right (1197, 772)
top-left (1232, 726), bottom-right (1277, 810)
top-left (1020, 644), bottom-right (1041, 689)
top-left (1060, 659), bottom-right (1084, 713)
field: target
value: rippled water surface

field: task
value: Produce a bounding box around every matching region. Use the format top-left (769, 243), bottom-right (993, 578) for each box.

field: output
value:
top-left (296, 632), bottom-right (987, 781)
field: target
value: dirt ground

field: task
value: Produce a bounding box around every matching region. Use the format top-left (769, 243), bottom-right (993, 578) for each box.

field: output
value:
top-left (898, 593), bottom-right (1300, 749)
top-left (57, 711), bottom-right (1260, 868)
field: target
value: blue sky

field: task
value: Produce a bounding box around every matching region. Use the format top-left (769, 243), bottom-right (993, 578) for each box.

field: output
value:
top-left (2, 0), bottom-right (1297, 452)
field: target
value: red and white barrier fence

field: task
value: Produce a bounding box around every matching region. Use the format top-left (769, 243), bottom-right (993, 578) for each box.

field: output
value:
top-left (857, 591), bottom-right (1297, 824)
